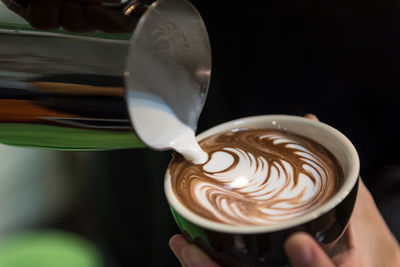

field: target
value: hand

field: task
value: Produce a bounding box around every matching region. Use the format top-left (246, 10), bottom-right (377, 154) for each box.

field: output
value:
top-left (285, 178), bottom-right (400, 267)
top-left (1, 0), bottom-right (139, 33)
top-left (169, 114), bottom-right (400, 267)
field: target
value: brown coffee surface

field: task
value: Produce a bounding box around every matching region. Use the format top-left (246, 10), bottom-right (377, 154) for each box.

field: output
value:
top-left (169, 128), bottom-right (343, 226)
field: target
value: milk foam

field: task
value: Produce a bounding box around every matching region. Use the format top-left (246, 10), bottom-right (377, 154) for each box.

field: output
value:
top-left (169, 129), bottom-right (341, 226)
top-left (127, 91), bottom-right (208, 164)
top-left (195, 144), bottom-right (322, 224)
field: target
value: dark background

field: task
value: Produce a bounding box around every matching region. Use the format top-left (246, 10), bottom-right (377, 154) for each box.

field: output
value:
top-left (49, 0), bottom-right (400, 266)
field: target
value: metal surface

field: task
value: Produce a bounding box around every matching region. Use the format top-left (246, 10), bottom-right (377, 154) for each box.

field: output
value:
top-left (0, 0), bottom-right (211, 150)
top-left (126, 0), bottom-right (211, 133)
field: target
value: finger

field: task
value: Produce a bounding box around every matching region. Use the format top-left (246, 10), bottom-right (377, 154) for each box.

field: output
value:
top-left (25, 0), bottom-right (62, 30)
top-left (60, 2), bottom-right (95, 32)
top-left (169, 234), bottom-right (189, 266)
top-left (181, 245), bottom-right (220, 267)
top-left (330, 223), bottom-right (358, 266)
top-left (349, 178), bottom-right (400, 266)
top-left (285, 232), bottom-right (335, 267)
top-left (304, 113), bottom-right (319, 121)
top-left (344, 218), bottom-right (357, 250)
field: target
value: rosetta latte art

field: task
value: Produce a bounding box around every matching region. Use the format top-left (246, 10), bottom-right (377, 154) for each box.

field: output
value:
top-left (169, 129), bottom-right (343, 226)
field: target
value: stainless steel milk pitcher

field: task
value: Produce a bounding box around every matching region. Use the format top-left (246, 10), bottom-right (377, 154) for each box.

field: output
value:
top-left (0, 0), bottom-right (211, 150)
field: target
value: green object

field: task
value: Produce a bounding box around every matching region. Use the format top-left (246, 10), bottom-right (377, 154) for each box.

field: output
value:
top-left (0, 123), bottom-right (145, 150)
top-left (0, 230), bottom-right (103, 267)
top-left (170, 207), bottom-right (211, 248)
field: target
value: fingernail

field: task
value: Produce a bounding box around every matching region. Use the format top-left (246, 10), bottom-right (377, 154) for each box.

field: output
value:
top-left (181, 246), bottom-right (194, 266)
top-left (304, 113), bottom-right (318, 121)
top-left (285, 234), bottom-right (313, 266)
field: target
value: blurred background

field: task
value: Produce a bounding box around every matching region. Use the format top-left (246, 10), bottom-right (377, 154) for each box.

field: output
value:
top-left (1, 0), bottom-right (400, 266)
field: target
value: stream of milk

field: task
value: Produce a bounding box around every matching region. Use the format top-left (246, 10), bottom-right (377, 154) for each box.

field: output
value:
top-left (127, 91), bottom-right (208, 164)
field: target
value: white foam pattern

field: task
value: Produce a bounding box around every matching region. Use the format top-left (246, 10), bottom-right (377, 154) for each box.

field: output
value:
top-left (190, 132), bottom-right (334, 225)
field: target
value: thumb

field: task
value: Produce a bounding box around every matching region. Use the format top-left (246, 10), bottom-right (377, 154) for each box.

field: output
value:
top-left (285, 232), bottom-right (335, 267)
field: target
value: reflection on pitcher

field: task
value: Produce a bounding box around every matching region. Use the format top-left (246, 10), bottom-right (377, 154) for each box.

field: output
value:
top-left (0, 0), bottom-right (211, 150)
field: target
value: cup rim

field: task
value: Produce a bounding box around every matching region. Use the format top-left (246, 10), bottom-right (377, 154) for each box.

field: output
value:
top-left (164, 115), bottom-right (360, 234)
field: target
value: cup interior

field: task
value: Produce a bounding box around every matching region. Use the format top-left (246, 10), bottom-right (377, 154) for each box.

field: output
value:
top-left (164, 115), bottom-right (360, 234)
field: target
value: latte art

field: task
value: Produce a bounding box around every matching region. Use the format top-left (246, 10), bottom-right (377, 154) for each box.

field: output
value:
top-left (169, 129), bottom-right (343, 226)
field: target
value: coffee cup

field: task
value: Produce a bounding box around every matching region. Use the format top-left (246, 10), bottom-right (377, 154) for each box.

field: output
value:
top-left (164, 115), bottom-right (360, 266)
